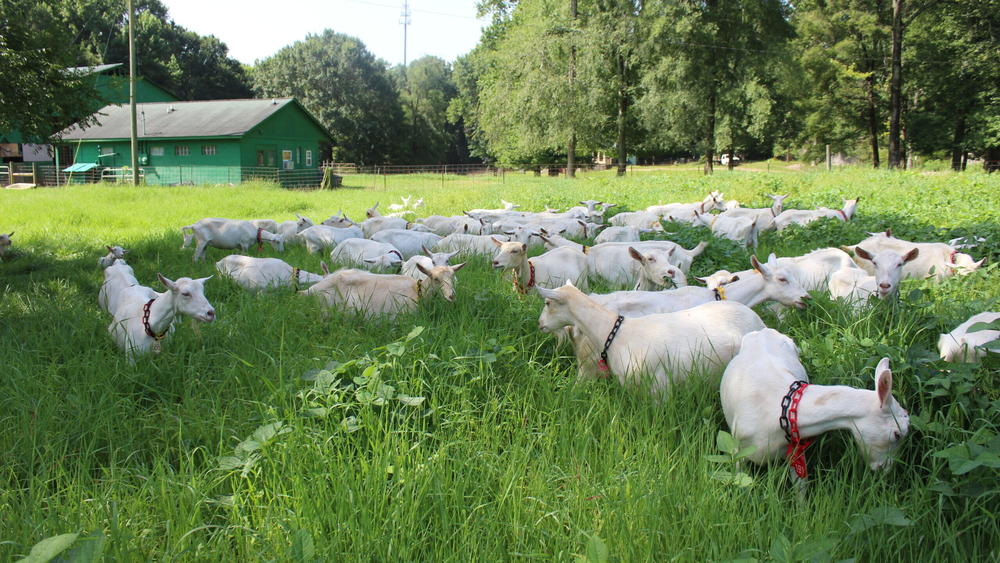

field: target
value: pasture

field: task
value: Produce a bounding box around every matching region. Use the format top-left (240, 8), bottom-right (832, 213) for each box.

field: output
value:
top-left (1, 169), bottom-right (998, 561)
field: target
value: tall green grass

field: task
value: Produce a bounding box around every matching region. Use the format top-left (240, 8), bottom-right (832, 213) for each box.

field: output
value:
top-left (0, 168), bottom-right (998, 561)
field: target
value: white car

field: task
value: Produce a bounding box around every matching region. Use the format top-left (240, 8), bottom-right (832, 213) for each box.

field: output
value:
top-left (720, 154), bottom-right (741, 166)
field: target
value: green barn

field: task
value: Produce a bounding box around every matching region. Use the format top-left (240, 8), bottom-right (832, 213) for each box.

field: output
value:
top-left (57, 98), bottom-right (333, 186)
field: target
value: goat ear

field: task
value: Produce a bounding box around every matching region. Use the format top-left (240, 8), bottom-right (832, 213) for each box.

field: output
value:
top-left (452, 262), bottom-right (467, 272)
top-left (421, 245), bottom-right (432, 257)
top-left (321, 261), bottom-right (330, 275)
top-left (854, 246), bottom-right (873, 261)
top-left (875, 357), bottom-right (893, 409)
top-left (196, 275), bottom-right (213, 284)
top-left (729, 275), bottom-right (740, 283)
top-left (903, 247), bottom-right (919, 262)
top-left (363, 258), bottom-right (377, 264)
top-left (535, 285), bottom-right (559, 300)
top-left (106, 245), bottom-right (114, 252)
top-left (415, 262), bottom-right (432, 277)
top-left (694, 276), bottom-right (708, 284)
top-left (750, 255), bottom-right (767, 275)
top-left (157, 273), bottom-right (177, 291)
top-left (628, 246), bottom-right (644, 262)
top-left (577, 220), bottom-right (585, 228)
top-left (491, 237), bottom-right (503, 247)
top-left (564, 279), bottom-right (576, 288)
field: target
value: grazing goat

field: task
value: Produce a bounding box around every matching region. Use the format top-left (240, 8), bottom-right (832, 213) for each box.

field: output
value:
top-left (590, 255), bottom-right (808, 317)
top-left (321, 211), bottom-right (355, 228)
top-left (276, 214), bottom-right (315, 243)
top-left (773, 198), bottom-right (860, 231)
top-left (181, 218), bottom-right (285, 262)
top-left (585, 241), bottom-right (707, 280)
top-left (298, 224), bottom-right (364, 254)
top-left (492, 238), bottom-right (589, 292)
top-left (301, 263), bottom-right (464, 318)
top-left (107, 274), bottom-right (216, 360)
top-left (720, 194), bottom-right (788, 232)
top-left (371, 229), bottom-right (444, 258)
top-left (692, 211), bottom-right (758, 248)
top-left (215, 255), bottom-right (324, 292)
top-left (330, 239), bottom-right (404, 271)
top-left (938, 312), bottom-right (1000, 363)
top-left (721, 329), bottom-right (908, 477)
top-left (536, 282), bottom-right (764, 393)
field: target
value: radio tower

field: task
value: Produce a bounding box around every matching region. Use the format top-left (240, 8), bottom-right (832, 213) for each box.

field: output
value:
top-left (399, 0), bottom-right (411, 68)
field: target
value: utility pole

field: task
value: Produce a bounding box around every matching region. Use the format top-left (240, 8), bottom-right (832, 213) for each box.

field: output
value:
top-left (567, 0), bottom-right (577, 179)
top-left (400, 0), bottom-right (411, 68)
top-left (128, 0), bottom-right (139, 185)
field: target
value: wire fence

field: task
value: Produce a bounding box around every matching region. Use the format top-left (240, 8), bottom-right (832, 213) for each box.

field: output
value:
top-left (1, 163), bottom-right (325, 188)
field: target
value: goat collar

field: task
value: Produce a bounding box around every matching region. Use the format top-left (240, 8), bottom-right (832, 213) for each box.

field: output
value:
top-left (256, 228), bottom-right (265, 252)
top-left (597, 315), bottom-right (625, 377)
top-left (291, 267), bottom-right (301, 290)
top-left (513, 261), bottom-right (536, 294)
top-left (582, 245), bottom-right (589, 254)
top-left (416, 278), bottom-right (423, 298)
top-left (779, 380), bottom-right (813, 479)
top-left (771, 207), bottom-right (777, 217)
top-left (835, 209), bottom-right (848, 222)
top-left (713, 286), bottom-right (727, 301)
top-left (142, 298), bottom-right (168, 341)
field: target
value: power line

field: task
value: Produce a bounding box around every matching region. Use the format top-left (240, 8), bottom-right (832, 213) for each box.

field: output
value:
top-left (343, 0), bottom-right (482, 20)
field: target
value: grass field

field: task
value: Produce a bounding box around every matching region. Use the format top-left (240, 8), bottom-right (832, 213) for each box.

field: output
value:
top-left (1, 168), bottom-right (998, 561)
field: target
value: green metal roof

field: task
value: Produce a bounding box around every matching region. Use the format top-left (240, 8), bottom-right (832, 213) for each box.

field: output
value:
top-left (58, 98), bottom-right (332, 141)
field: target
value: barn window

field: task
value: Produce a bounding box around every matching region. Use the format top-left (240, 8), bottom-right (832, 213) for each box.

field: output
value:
top-left (151, 146), bottom-right (164, 156)
top-left (282, 149), bottom-right (293, 170)
top-left (100, 146), bottom-right (114, 156)
top-left (175, 145), bottom-right (189, 156)
top-left (202, 145), bottom-right (216, 156)
top-left (306, 150), bottom-right (313, 167)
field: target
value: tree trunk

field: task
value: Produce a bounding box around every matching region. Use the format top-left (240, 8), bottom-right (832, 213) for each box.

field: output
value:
top-left (950, 113), bottom-right (967, 172)
top-left (616, 55), bottom-right (627, 177)
top-left (567, 0), bottom-right (577, 179)
top-left (904, 90), bottom-right (918, 169)
top-left (704, 89), bottom-right (716, 175)
top-left (866, 75), bottom-right (880, 168)
top-left (887, 0), bottom-right (904, 169)
top-left (727, 145), bottom-right (735, 171)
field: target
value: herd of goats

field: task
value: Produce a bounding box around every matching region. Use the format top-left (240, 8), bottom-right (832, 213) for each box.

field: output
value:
top-left (7, 189), bottom-right (996, 481)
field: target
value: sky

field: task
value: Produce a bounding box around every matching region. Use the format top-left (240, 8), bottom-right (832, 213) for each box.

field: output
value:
top-left (159, 0), bottom-right (490, 67)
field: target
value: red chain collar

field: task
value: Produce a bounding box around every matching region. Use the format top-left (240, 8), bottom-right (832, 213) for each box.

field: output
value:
top-left (142, 298), bottom-right (168, 341)
top-left (949, 250), bottom-right (957, 264)
top-left (836, 209), bottom-right (848, 222)
top-left (780, 381), bottom-right (813, 478)
top-left (513, 261), bottom-right (536, 294)
top-left (256, 228), bottom-right (264, 253)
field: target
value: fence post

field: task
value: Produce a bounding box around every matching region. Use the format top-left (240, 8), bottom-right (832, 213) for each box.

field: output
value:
top-left (826, 144), bottom-right (832, 171)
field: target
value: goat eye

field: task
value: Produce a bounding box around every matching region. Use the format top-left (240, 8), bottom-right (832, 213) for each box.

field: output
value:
top-left (182, 291), bottom-right (191, 297)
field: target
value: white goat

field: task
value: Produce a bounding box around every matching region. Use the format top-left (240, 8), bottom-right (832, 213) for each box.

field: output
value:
top-left (181, 218), bottom-right (285, 262)
top-left (594, 225), bottom-right (660, 244)
top-left (590, 255), bottom-right (808, 317)
top-left (250, 219), bottom-right (279, 233)
top-left (371, 229), bottom-right (444, 259)
top-left (828, 245), bottom-right (919, 303)
top-left (98, 259), bottom-right (138, 315)
top-left (330, 239), bottom-right (404, 271)
top-left (773, 197), bottom-right (860, 231)
top-left (491, 239), bottom-right (589, 292)
top-left (276, 214), bottom-right (315, 244)
top-left (692, 211), bottom-right (757, 247)
top-left (215, 255), bottom-right (325, 292)
top-left (321, 211), bottom-right (356, 228)
top-left (537, 282), bottom-right (764, 393)
top-left (845, 231), bottom-right (983, 281)
top-left (435, 233), bottom-right (511, 257)
top-left (721, 329), bottom-right (908, 475)
top-left (301, 263), bottom-right (464, 318)
top-left (401, 246), bottom-right (461, 281)
top-left (107, 274), bottom-right (216, 360)
top-left (585, 241), bottom-right (707, 283)
top-left (298, 224), bottom-right (364, 254)
top-left (720, 194), bottom-right (788, 231)
top-left (938, 312), bottom-right (1000, 363)
top-left (98, 245), bottom-right (128, 268)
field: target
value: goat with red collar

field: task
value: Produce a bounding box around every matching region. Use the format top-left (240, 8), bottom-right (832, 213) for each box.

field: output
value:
top-left (491, 238), bottom-right (589, 294)
top-left (181, 218), bottom-right (285, 262)
top-left (721, 328), bottom-right (909, 479)
top-left (773, 197), bottom-right (860, 231)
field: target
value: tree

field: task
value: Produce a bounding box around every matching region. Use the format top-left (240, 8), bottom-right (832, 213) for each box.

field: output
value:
top-left (252, 30), bottom-right (406, 164)
top-left (638, 0), bottom-right (792, 174)
top-left (0, 0), bottom-right (99, 141)
top-left (393, 56), bottom-right (470, 164)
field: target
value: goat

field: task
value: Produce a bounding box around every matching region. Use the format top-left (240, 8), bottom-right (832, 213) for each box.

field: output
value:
top-left (0, 231), bottom-right (11, 256)
top-left (215, 255), bottom-right (324, 292)
top-left (401, 246), bottom-right (461, 281)
top-left (845, 231), bottom-right (983, 281)
top-left (536, 281), bottom-right (764, 393)
top-left (98, 245), bottom-right (128, 268)
top-left (692, 211), bottom-right (758, 248)
top-left (301, 263), bottom-right (464, 318)
top-left (371, 229), bottom-right (443, 259)
top-left (491, 238), bottom-right (589, 292)
top-left (721, 329), bottom-right (908, 477)
top-left (938, 312), bottom-right (1000, 363)
top-left (298, 224), bottom-right (364, 254)
top-left (329, 239), bottom-right (404, 271)
top-left (181, 218), bottom-right (285, 262)
top-left (828, 246), bottom-right (919, 303)
top-left (773, 198), bottom-right (860, 231)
